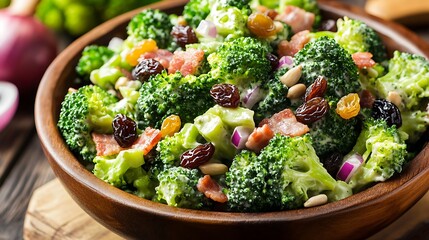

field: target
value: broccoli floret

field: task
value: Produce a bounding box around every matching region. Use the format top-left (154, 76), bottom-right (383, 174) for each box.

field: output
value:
top-left (261, 134), bottom-right (351, 209)
top-left (347, 118), bottom-right (407, 191)
top-left (123, 166), bottom-right (156, 199)
top-left (294, 36), bottom-right (361, 99)
top-left (205, 0), bottom-right (251, 41)
top-left (252, 69), bottom-right (290, 123)
top-left (76, 45), bottom-right (115, 80)
top-left (334, 17), bottom-right (387, 63)
top-left (268, 22), bottom-right (293, 51)
top-left (136, 72), bottom-right (219, 129)
top-left (58, 85), bottom-right (118, 162)
top-left (90, 54), bottom-right (128, 90)
top-left (309, 101), bottom-right (360, 157)
top-left (156, 123), bottom-right (203, 167)
top-left (195, 105), bottom-right (255, 160)
top-left (225, 150), bottom-right (274, 212)
top-left (183, 0), bottom-right (212, 28)
top-left (127, 9), bottom-right (173, 49)
top-left (155, 166), bottom-right (205, 209)
top-left (225, 134), bottom-right (352, 212)
top-left (357, 63), bottom-right (385, 92)
top-left (208, 37), bottom-right (272, 91)
top-left (374, 51), bottom-right (429, 141)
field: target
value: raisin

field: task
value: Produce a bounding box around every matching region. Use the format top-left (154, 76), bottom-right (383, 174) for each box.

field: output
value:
top-left (112, 114), bottom-right (138, 148)
top-left (160, 115), bottom-right (181, 138)
top-left (266, 52), bottom-right (279, 71)
top-left (295, 97), bottom-right (329, 124)
top-left (171, 25), bottom-right (198, 48)
top-left (210, 84), bottom-right (240, 108)
top-left (318, 19), bottom-right (337, 32)
top-left (132, 59), bottom-right (164, 82)
top-left (372, 99), bottom-right (402, 128)
top-left (180, 143), bottom-right (215, 168)
top-left (336, 93), bottom-right (360, 120)
top-left (304, 76), bottom-right (328, 101)
top-left (247, 12), bottom-right (277, 38)
top-left (358, 90), bottom-right (376, 108)
top-left (322, 152), bottom-right (343, 178)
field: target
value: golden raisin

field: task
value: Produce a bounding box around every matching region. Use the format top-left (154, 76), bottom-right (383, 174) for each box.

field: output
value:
top-left (160, 115), bottom-right (181, 138)
top-left (247, 12), bottom-right (277, 38)
top-left (336, 93), bottom-right (361, 119)
top-left (126, 39), bottom-right (158, 66)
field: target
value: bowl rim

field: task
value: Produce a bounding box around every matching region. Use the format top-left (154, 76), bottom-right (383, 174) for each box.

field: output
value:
top-left (35, 0), bottom-right (429, 224)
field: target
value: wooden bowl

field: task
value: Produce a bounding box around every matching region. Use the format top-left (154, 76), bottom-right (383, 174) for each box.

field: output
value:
top-left (35, 1), bottom-right (429, 239)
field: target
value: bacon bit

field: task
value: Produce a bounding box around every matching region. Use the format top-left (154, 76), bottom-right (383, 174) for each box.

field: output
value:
top-left (197, 175), bottom-right (228, 203)
top-left (168, 48), bottom-right (205, 76)
top-left (278, 30), bottom-right (310, 57)
top-left (245, 124), bottom-right (275, 152)
top-left (352, 52), bottom-right (376, 69)
top-left (93, 127), bottom-right (161, 157)
top-left (263, 109), bottom-right (309, 137)
top-left (275, 6), bottom-right (315, 33)
top-left (138, 49), bottom-right (174, 69)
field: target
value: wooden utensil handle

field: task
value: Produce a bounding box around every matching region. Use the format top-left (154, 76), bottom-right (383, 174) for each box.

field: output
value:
top-left (365, 0), bottom-right (429, 25)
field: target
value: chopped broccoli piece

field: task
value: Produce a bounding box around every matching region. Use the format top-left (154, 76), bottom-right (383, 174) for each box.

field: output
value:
top-left (89, 54), bottom-right (128, 90)
top-left (226, 134), bottom-right (352, 212)
top-left (400, 110), bottom-right (429, 143)
top-left (124, 166), bottom-right (156, 199)
top-left (252, 68), bottom-right (290, 123)
top-left (309, 101), bottom-right (360, 157)
top-left (183, 0), bottom-right (212, 28)
top-left (208, 37), bottom-right (272, 90)
top-left (93, 149), bottom-right (145, 187)
top-left (334, 17), bottom-right (387, 63)
top-left (194, 105), bottom-right (255, 160)
top-left (294, 36), bottom-right (361, 99)
top-left (155, 166), bottom-right (205, 209)
top-left (347, 118), bottom-right (407, 191)
top-left (136, 72), bottom-right (220, 129)
top-left (127, 9), bottom-right (173, 49)
top-left (57, 85), bottom-right (118, 162)
top-left (76, 45), bottom-right (115, 80)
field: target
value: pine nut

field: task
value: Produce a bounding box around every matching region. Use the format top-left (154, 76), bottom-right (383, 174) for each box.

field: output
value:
top-left (304, 194), bottom-right (328, 207)
top-left (287, 83), bottom-right (306, 99)
top-left (274, 21), bottom-right (284, 33)
top-left (387, 91), bottom-right (402, 108)
top-left (304, 194), bottom-right (328, 208)
top-left (199, 163), bottom-right (228, 176)
top-left (280, 65), bottom-right (303, 87)
top-left (115, 77), bottom-right (129, 90)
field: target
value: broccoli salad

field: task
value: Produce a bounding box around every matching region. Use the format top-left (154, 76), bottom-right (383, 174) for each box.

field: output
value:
top-left (58, 0), bottom-right (429, 212)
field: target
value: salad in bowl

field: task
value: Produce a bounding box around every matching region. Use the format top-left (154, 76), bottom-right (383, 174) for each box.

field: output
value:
top-left (56, 0), bottom-right (429, 213)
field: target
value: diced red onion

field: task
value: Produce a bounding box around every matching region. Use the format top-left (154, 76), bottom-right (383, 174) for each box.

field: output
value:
top-left (242, 86), bottom-right (264, 109)
top-left (0, 81), bottom-right (19, 132)
top-left (231, 126), bottom-right (253, 149)
top-left (108, 37), bottom-right (124, 51)
top-left (337, 153), bottom-right (364, 182)
top-left (277, 56), bottom-right (294, 69)
top-left (196, 20), bottom-right (217, 39)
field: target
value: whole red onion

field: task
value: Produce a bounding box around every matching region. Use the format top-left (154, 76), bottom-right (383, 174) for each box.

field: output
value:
top-left (0, 0), bottom-right (57, 95)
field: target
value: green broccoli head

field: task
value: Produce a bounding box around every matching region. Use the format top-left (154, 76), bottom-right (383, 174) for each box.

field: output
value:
top-left (183, 0), bottom-right (212, 28)
top-left (309, 101), bottom-right (360, 157)
top-left (225, 150), bottom-right (275, 212)
top-left (123, 166), bottom-right (156, 199)
top-left (208, 37), bottom-right (272, 90)
top-left (194, 105), bottom-right (255, 160)
top-left (155, 166), bottom-right (205, 209)
top-left (261, 134), bottom-right (351, 209)
top-left (205, 0), bottom-right (251, 40)
top-left (348, 118), bottom-right (407, 191)
top-left (136, 72), bottom-right (220, 129)
top-left (335, 17), bottom-right (387, 63)
top-left (252, 68), bottom-right (290, 123)
top-left (294, 36), bottom-right (361, 99)
top-left (375, 51), bottom-right (429, 110)
top-left (127, 9), bottom-right (173, 49)
top-left (400, 110), bottom-right (429, 143)
top-left (76, 45), bottom-right (115, 80)
top-left (58, 85), bottom-right (118, 162)
top-left (156, 123), bottom-right (203, 167)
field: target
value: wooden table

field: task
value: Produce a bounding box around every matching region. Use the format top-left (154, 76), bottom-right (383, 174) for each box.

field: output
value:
top-left (1, 1), bottom-right (429, 239)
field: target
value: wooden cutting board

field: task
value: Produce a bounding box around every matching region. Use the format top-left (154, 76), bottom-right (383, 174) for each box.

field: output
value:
top-left (23, 178), bottom-right (429, 240)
